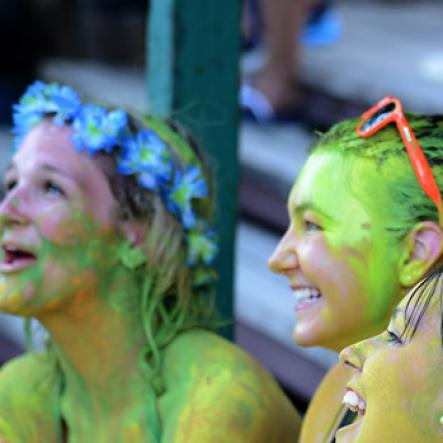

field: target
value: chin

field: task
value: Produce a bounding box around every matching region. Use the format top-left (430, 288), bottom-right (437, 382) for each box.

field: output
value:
top-left (292, 325), bottom-right (318, 347)
top-left (293, 325), bottom-right (345, 352)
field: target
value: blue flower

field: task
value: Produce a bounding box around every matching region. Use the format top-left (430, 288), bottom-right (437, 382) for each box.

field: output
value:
top-left (11, 80), bottom-right (217, 274)
top-left (187, 226), bottom-right (218, 266)
top-left (12, 81), bottom-right (81, 146)
top-left (118, 130), bottom-right (172, 191)
top-left (71, 104), bottom-right (128, 154)
top-left (168, 165), bottom-right (208, 229)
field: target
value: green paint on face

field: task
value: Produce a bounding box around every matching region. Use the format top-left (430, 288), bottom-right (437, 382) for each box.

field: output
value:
top-left (0, 209), bottom-right (121, 318)
top-left (277, 151), bottom-right (406, 350)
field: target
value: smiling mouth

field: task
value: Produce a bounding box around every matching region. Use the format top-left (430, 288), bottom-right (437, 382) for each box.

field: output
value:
top-left (292, 287), bottom-right (323, 311)
top-left (343, 389), bottom-right (367, 416)
top-left (0, 245), bottom-right (37, 273)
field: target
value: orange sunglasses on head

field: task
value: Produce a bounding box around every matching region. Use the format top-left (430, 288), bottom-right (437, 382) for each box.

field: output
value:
top-left (356, 96), bottom-right (443, 226)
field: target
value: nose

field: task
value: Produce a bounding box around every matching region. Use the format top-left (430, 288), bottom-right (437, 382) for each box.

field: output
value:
top-left (268, 227), bottom-right (299, 274)
top-left (339, 344), bottom-right (364, 374)
top-left (0, 187), bottom-right (29, 227)
top-left (339, 335), bottom-right (379, 374)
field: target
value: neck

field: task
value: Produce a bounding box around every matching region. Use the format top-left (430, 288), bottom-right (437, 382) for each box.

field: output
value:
top-left (38, 266), bottom-right (151, 412)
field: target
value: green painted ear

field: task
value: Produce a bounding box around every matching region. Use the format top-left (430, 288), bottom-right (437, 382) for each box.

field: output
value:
top-left (399, 221), bottom-right (443, 287)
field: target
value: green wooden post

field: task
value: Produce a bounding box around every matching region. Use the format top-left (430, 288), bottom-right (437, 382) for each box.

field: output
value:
top-left (147, 0), bottom-right (241, 339)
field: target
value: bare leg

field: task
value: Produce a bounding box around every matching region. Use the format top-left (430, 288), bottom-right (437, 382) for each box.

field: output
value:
top-left (254, 0), bottom-right (319, 111)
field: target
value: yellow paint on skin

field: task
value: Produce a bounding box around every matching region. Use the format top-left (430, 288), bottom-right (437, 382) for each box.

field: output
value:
top-left (338, 285), bottom-right (443, 442)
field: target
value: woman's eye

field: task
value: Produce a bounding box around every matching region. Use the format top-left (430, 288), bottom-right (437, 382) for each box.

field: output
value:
top-left (44, 180), bottom-right (65, 197)
top-left (386, 329), bottom-right (402, 346)
top-left (304, 220), bottom-right (322, 232)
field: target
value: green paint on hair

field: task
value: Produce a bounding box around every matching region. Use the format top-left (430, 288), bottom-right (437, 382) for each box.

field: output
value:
top-left (313, 113), bottom-right (443, 240)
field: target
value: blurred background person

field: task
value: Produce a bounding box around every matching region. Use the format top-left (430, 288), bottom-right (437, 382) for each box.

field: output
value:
top-left (241, 0), bottom-right (341, 124)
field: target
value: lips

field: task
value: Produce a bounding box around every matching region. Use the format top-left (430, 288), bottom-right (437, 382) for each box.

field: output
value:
top-left (0, 243), bottom-right (37, 273)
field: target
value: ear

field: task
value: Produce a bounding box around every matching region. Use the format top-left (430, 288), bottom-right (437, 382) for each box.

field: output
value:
top-left (399, 221), bottom-right (443, 287)
top-left (119, 220), bottom-right (148, 247)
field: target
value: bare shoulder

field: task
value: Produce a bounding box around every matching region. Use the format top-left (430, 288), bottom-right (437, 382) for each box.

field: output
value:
top-left (162, 329), bottom-right (276, 381)
top-left (159, 329), bottom-right (301, 443)
top-left (300, 362), bottom-right (352, 443)
top-left (0, 352), bottom-right (59, 443)
top-left (0, 351), bottom-right (59, 399)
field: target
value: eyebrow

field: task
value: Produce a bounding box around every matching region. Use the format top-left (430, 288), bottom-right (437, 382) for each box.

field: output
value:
top-left (39, 164), bottom-right (73, 178)
top-left (291, 201), bottom-right (333, 220)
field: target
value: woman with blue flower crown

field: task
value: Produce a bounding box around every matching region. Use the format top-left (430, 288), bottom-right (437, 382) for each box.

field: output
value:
top-left (0, 81), bottom-right (301, 443)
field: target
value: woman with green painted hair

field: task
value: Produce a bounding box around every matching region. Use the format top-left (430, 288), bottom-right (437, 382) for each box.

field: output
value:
top-left (269, 96), bottom-right (443, 442)
top-left (0, 81), bottom-right (301, 443)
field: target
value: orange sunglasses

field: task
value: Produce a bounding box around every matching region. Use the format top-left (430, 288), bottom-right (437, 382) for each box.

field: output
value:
top-left (356, 96), bottom-right (443, 226)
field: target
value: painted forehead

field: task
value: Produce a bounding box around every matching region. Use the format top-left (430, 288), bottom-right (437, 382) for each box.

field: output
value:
top-left (289, 151), bottom-right (380, 217)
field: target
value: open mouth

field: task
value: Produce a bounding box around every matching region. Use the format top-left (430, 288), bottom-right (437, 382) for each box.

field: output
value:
top-left (0, 244), bottom-right (37, 272)
top-left (343, 389), bottom-right (367, 416)
top-left (293, 287), bottom-right (323, 311)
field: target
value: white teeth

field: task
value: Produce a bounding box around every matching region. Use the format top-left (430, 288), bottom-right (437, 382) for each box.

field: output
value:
top-left (343, 391), bottom-right (358, 408)
top-left (343, 390), bottom-right (366, 415)
top-left (293, 288), bottom-right (322, 304)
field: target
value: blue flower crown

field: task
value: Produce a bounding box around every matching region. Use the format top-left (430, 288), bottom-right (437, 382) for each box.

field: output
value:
top-left (12, 81), bottom-right (218, 274)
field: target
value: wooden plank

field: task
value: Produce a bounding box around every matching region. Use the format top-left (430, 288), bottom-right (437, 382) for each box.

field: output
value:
top-left (147, 0), bottom-right (242, 339)
top-left (146, 0), bottom-right (174, 116)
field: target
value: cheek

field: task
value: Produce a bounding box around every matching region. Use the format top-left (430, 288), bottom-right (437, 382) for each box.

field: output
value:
top-left (36, 207), bottom-right (99, 246)
top-left (300, 237), bottom-right (367, 301)
top-left (298, 237), bottom-right (336, 279)
top-left (362, 349), bottom-right (415, 437)
top-left (38, 219), bottom-right (77, 245)
top-left (364, 347), bottom-right (438, 419)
